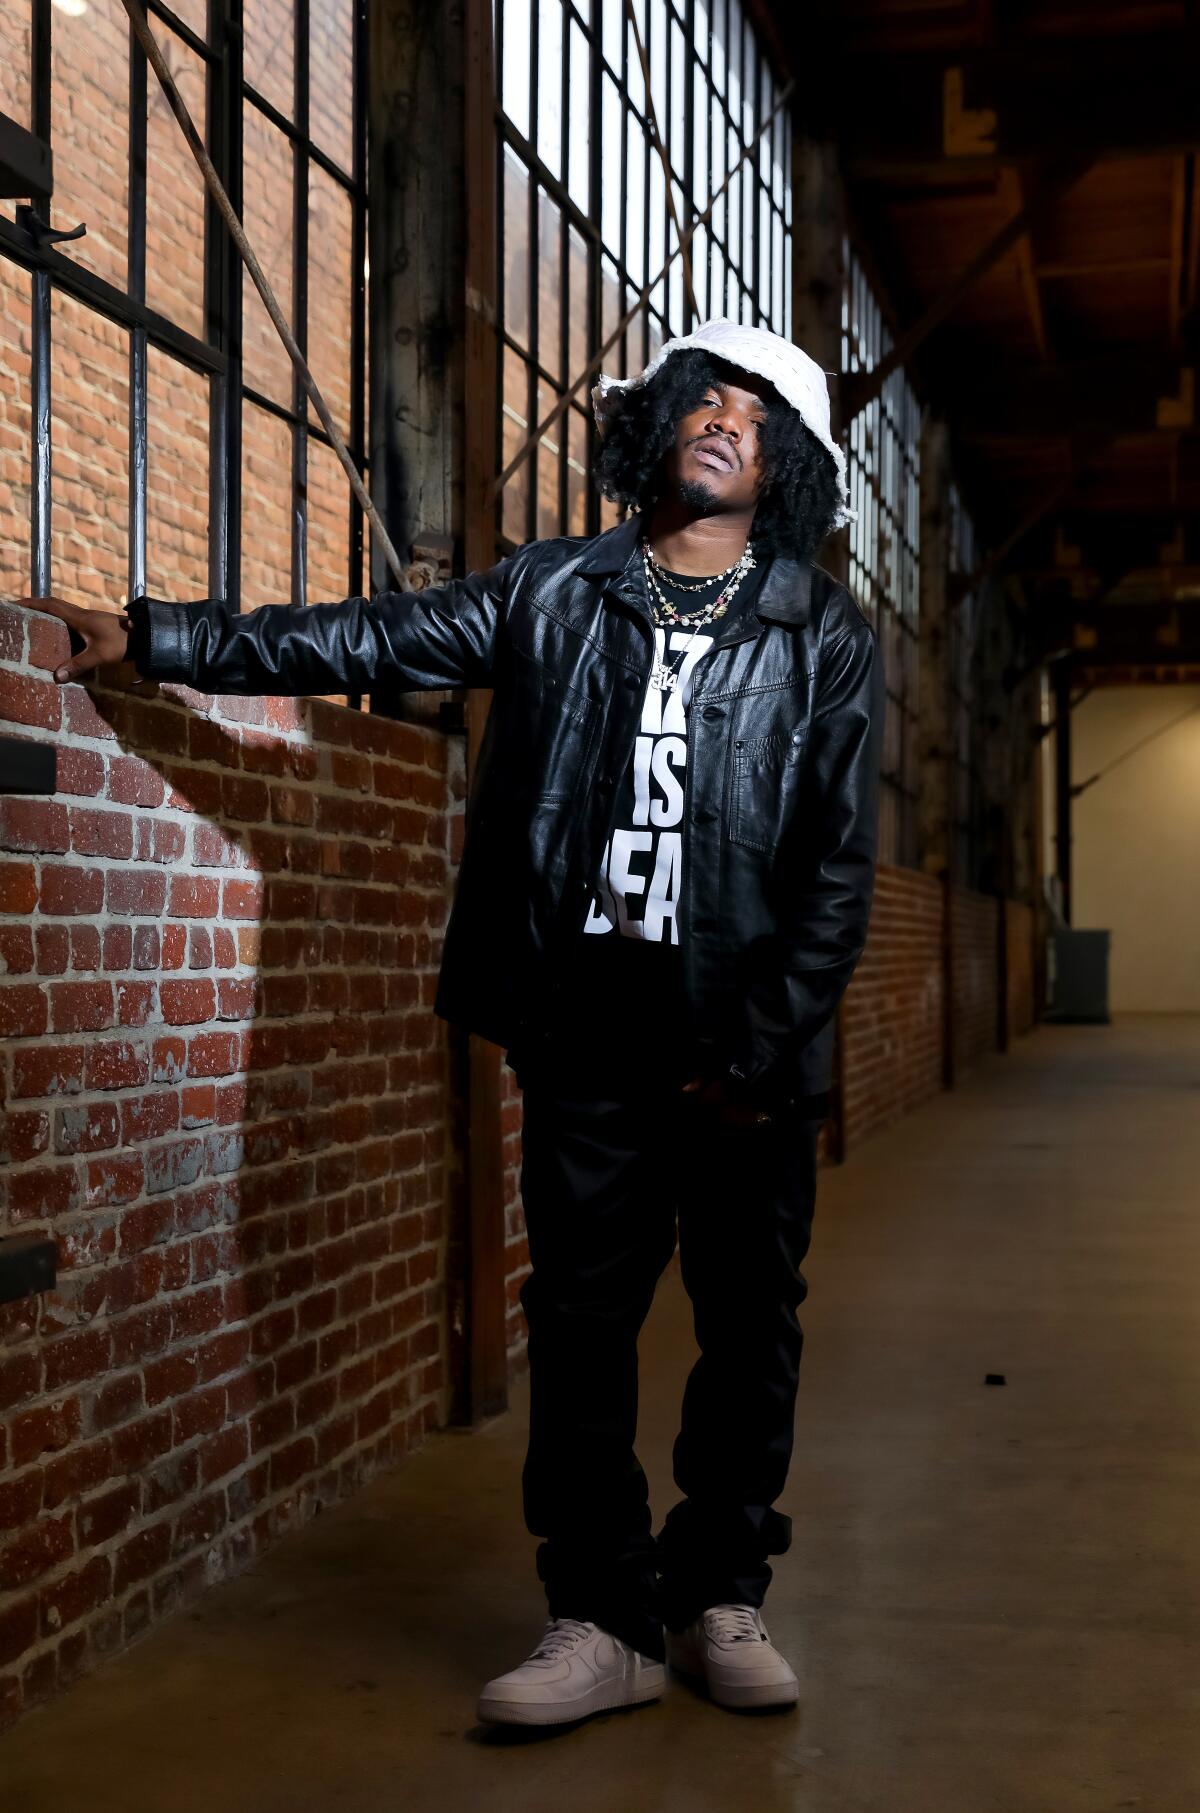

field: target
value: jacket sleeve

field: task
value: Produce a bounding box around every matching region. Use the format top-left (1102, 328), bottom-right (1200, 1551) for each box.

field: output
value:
top-left (724, 589), bottom-right (885, 1101)
top-left (124, 551), bottom-right (518, 696)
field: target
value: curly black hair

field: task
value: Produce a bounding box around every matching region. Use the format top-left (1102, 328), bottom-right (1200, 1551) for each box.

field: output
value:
top-left (593, 348), bottom-right (843, 561)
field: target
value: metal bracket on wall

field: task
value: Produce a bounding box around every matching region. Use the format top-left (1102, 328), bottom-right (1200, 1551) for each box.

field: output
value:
top-left (0, 1235), bottom-right (57, 1307)
top-left (0, 737), bottom-right (56, 794)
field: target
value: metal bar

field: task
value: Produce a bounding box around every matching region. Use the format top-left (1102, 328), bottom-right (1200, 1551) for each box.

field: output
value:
top-left (30, 0), bottom-right (51, 602)
top-left (119, 0), bottom-right (409, 590)
top-left (242, 80), bottom-right (367, 199)
top-left (291, 0), bottom-right (309, 609)
top-left (1053, 658), bottom-right (1073, 924)
top-left (129, 6), bottom-right (148, 601)
top-left (490, 73), bottom-right (795, 502)
top-left (0, 214), bottom-right (227, 376)
top-left (348, 0), bottom-right (367, 611)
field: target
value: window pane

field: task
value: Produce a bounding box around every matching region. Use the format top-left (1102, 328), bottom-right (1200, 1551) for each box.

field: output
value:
top-left (242, 108), bottom-right (294, 408)
top-left (147, 349), bottom-right (210, 598)
top-left (146, 27), bottom-right (207, 341)
top-left (311, 0), bottom-right (356, 172)
top-left (245, 0), bottom-right (294, 119)
top-left (52, 2), bottom-right (129, 290)
top-left (625, 2), bottom-right (645, 116)
top-left (600, 254), bottom-right (621, 363)
top-left (567, 225), bottom-right (589, 384)
top-left (537, 191), bottom-right (562, 384)
top-left (0, 2), bottom-right (31, 140)
top-left (502, 0), bottom-right (531, 137)
top-left (0, 260), bottom-right (32, 599)
top-left (308, 164), bottom-right (353, 437)
top-left (241, 402), bottom-right (292, 605)
top-left (567, 17), bottom-right (590, 215)
top-left (537, 0), bottom-right (563, 180)
top-left (51, 292), bottom-right (128, 609)
top-left (601, 75), bottom-right (622, 259)
top-left (536, 379), bottom-right (562, 538)
top-left (625, 114), bottom-right (646, 289)
top-left (501, 346), bottom-right (530, 544)
top-left (306, 435), bottom-right (350, 603)
top-left (567, 405), bottom-right (588, 535)
top-left (168, 0), bottom-right (209, 38)
top-left (503, 147), bottom-right (531, 351)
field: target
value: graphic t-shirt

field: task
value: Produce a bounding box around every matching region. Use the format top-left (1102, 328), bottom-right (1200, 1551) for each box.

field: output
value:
top-left (563, 549), bottom-right (767, 1054)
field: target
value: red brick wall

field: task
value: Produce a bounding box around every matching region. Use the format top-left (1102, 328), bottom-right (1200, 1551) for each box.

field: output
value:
top-left (500, 1065), bottom-right (530, 1371)
top-left (951, 886), bottom-right (1000, 1075)
top-left (839, 863), bottom-right (945, 1149)
top-left (0, 605), bottom-right (462, 1728)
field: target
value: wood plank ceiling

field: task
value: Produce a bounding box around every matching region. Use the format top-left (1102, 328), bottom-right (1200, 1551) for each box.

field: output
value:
top-left (776, 0), bottom-right (1200, 646)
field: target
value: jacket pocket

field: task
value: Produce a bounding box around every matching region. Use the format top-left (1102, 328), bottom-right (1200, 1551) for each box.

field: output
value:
top-left (498, 643), bottom-right (601, 802)
top-left (728, 733), bottom-right (792, 855)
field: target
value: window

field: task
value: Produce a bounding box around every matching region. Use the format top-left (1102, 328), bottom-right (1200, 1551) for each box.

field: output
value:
top-left (841, 240), bottom-right (921, 869)
top-left (948, 478), bottom-right (980, 886)
top-left (0, 0), bottom-right (367, 622)
top-left (494, 0), bottom-right (792, 550)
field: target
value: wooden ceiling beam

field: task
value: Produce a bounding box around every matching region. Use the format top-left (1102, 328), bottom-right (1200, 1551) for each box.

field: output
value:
top-left (837, 45), bottom-right (1200, 178)
top-left (1000, 166), bottom-right (1048, 361)
top-left (842, 151), bottom-right (1096, 419)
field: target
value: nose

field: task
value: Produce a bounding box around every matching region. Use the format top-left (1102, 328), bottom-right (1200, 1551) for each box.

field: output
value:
top-left (705, 408), bottom-right (739, 442)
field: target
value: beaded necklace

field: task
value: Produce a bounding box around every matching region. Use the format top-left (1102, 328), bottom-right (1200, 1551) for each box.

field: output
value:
top-left (640, 537), bottom-right (757, 692)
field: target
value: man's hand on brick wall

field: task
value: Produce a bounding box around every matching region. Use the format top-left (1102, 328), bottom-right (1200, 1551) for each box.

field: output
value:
top-left (17, 595), bottom-right (131, 684)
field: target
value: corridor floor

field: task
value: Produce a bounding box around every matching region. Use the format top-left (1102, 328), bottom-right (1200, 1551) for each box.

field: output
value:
top-left (4, 1014), bottom-right (1199, 1813)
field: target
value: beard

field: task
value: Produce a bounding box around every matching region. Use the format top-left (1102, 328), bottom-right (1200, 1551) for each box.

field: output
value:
top-left (675, 475), bottom-right (721, 515)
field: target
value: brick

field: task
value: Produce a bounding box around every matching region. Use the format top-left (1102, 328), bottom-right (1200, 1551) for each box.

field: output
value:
top-left (0, 670), bottom-right (61, 730)
top-left (50, 981), bottom-right (114, 1034)
top-left (55, 747), bottom-right (106, 797)
top-left (35, 925), bottom-right (71, 978)
top-left (132, 926), bottom-right (160, 970)
top-left (168, 874), bottom-right (220, 918)
top-left (221, 877), bottom-right (264, 919)
top-left (160, 979), bottom-right (215, 1025)
top-left (10, 1165), bottom-right (78, 1221)
top-left (0, 924), bottom-right (34, 972)
top-left (102, 924), bottom-right (133, 970)
top-left (69, 925), bottom-right (101, 971)
top-left (186, 1030), bottom-right (240, 1077)
top-left (0, 861), bottom-right (37, 913)
top-left (106, 869), bottom-right (167, 916)
top-left (0, 1515), bottom-right (73, 1590)
top-left (152, 1036), bottom-right (188, 1083)
top-left (13, 1045), bottom-right (85, 1099)
top-left (69, 807), bottom-right (134, 860)
top-left (85, 1155), bottom-right (144, 1210)
top-left (84, 1040), bottom-right (149, 1092)
top-left (0, 798), bottom-right (69, 853)
top-left (120, 1092), bottom-right (181, 1145)
top-left (54, 1101), bottom-right (120, 1155)
top-left (107, 756), bottom-right (165, 808)
top-left (5, 1110), bottom-right (50, 1163)
top-left (0, 984), bottom-right (47, 1038)
top-left (39, 865), bottom-right (104, 916)
top-left (116, 981), bottom-right (155, 1026)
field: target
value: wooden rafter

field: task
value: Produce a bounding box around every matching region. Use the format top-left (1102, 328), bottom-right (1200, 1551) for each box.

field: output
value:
top-left (1000, 166), bottom-right (1048, 361)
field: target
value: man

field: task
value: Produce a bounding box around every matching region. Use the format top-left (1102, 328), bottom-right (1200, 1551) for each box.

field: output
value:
top-left (29, 316), bottom-right (883, 1728)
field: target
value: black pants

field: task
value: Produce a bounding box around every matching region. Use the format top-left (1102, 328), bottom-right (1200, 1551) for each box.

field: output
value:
top-left (510, 1037), bottom-right (822, 1664)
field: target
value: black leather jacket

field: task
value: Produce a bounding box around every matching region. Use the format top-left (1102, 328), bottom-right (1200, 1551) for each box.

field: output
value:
top-left (129, 512), bottom-right (884, 1102)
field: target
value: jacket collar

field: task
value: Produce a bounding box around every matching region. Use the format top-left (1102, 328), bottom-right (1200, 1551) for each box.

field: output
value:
top-left (576, 512), bottom-right (814, 635)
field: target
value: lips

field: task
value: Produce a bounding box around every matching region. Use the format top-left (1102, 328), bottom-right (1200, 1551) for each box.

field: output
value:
top-left (691, 440), bottom-right (737, 472)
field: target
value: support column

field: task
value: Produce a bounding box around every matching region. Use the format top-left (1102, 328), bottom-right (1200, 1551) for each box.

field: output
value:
top-left (791, 131), bottom-right (848, 586)
top-left (1054, 658), bottom-right (1073, 924)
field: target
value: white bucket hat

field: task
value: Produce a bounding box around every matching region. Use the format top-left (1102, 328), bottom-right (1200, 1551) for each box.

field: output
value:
top-left (591, 316), bottom-right (855, 530)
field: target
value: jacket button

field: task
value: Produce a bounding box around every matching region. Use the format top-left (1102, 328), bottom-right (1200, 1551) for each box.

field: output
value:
top-left (692, 808), bottom-right (715, 825)
top-left (701, 706), bottom-right (725, 722)
top-left (624, 674), bottom-right (640, 691)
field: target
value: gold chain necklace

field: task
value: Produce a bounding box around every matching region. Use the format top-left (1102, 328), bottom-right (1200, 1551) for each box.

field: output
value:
top-left (641, 539), bottom-right (756, 629)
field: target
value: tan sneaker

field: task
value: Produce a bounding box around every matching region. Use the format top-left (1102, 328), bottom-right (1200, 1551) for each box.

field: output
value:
top-left (665, 1603), bottom-right (799, 1709)
top-left (477, 1617), bottom-right (666, 1726)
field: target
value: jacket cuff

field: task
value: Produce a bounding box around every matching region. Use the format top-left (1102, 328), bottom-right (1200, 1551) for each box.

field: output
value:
top-left (125, 594), bottom-right (195, 683)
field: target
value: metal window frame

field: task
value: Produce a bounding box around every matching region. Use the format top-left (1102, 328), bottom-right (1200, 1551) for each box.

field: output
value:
top-left (1, 0), bottom-right (368, 624)
top-left (841, 236), bottom-right (922, 870)
top-left (492, 0), bottom-right (791, 554)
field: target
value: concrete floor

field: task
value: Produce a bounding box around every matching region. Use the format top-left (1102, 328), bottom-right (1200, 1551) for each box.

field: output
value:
top-left (4, 1013), bottom-right (1200, 1813)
